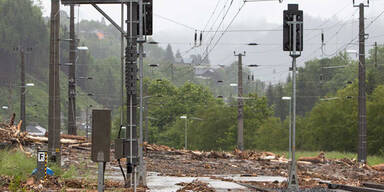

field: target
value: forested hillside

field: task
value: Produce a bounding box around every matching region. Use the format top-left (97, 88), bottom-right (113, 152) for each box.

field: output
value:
top-left (1, 0), bottom-right (384, 156)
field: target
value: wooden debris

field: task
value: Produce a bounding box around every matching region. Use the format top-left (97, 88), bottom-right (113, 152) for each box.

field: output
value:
top-left (61, 134), bottom-right (87, 141)
top-left (373, 164), bottom-right (384, 171)
top-left (176, 179), bottom-right (215, 192)
top-left (0, 115), bottom-right (89, 152)
top-left (298, 152), bottom-right (326, 164)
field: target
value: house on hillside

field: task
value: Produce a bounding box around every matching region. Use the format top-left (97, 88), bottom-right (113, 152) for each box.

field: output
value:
top-left (26, 124), bottom-right (46, 136)
top-left (194, 66), bottom-right (221, 82)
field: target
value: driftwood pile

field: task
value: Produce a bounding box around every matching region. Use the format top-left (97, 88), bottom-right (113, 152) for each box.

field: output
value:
top-left (144, 142), bottom-right (287, 162)
top-left (176, 180), bottom-right (215, 192)
top-left (0, 115), bottom-right (90, 153)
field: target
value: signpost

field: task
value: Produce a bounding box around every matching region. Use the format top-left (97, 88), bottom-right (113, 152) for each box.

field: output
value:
top-left (36, 151), bottom-right (48, 180)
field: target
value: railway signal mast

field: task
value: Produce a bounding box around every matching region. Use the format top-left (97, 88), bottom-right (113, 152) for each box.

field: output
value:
top-left (283, 4), bottom-right (303, 191)
top-left (61, 0), bottom-right (153, 190)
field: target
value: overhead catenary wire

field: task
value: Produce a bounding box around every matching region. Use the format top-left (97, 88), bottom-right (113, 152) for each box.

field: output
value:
top-left (303, 2), bottom-right (351, 42)
top-left (201, 2), bottom-right (246, 65)
top-left (204, 0), bottom-right (232, 37)
top-left (203, 0), bottom-right (235, 59)
top-left (202, 0), bottom-right (222, 32)
top-left (154, 13), bottom-right (197, 31)
top-left (303, 5), bottom-right (384, 61)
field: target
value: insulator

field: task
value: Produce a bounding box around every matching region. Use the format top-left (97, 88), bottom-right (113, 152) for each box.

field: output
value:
top-left (321, 33), bottom-right (324, 44)
top-left (194, 30), bottom-right (197, 46)
top-left (199, 32), bottom-right (203, 46)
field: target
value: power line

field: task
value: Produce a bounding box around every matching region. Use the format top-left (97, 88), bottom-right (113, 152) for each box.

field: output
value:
top-left (303, 3), bottom-right (353, 43)
top-left (154, 13), bottom-right (197, 31)
top-left (323, 9), bottom-right (359, 45)
top-left (204, 0), bottom-right (231, 40)
top-left (202, 2), bottom-right (246, 64)
top-left (366, 9), bottom-right (384, 29)
top-left (316, 6), bottom-right (384, 58)
top-left (202, 0), bottom-right (222, 32)
top-left (203, 28), bottom-right (323, 33)
top-left (203, 0), bottom-right (235, 58)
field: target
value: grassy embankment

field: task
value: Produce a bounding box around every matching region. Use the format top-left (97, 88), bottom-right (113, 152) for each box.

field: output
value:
top-left (0, 149), bottom-right (91, 190)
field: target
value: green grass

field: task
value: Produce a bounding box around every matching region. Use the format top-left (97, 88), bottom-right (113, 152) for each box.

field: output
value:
top-left (274, 151), bottom-right (384, 166)
top-left (0, 150), bottom-right (35, 180)
top-left (0, 149), bottom-right (87, 181)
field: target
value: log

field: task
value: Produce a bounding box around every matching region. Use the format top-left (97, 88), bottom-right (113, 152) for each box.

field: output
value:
top-left (298, 152), bottom-right (325, 164)
top-left (26, 135), bottom-right (86, 144)
top-left (372, 164), bottom-right (384, 171)
top-left (61, 134), bottom-right (87, 141)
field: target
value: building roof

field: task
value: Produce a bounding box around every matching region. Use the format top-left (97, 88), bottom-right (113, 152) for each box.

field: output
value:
top-left (26, 125), bottom-right (47, 136)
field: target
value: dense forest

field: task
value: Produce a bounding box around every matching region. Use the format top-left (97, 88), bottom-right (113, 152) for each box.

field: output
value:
top-left (1, 0), bottom-right (384, 156)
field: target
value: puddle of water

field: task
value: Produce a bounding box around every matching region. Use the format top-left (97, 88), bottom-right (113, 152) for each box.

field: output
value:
top-left (104, 170), bottom-right (286, 192)
top-left (147, 172), bottom-right (247, 192)
top-left (218, 174), bottom-right (286, 182)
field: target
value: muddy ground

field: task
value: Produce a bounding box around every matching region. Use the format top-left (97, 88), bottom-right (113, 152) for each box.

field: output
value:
top-left (1, 143), bottom-right (384, 191)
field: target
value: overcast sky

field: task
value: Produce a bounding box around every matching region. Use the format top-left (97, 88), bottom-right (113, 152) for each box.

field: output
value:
top-left (38, 0), bottom-right (384, 83)
top-left (40, 0), bottom-right (383, 26)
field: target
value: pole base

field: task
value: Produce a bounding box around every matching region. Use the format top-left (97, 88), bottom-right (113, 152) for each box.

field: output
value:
top-left (287, 160), bottom-right (299, 191)
top-left (138, 162), bottom-right (147, 186)
top-left (97, 162), bottom-right (105, 192)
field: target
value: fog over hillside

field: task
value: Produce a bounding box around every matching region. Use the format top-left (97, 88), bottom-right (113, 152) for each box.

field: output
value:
top-left (38, 0), bottom-right (384, 83)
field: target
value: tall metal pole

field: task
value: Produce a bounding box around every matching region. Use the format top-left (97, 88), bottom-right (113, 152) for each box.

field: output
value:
top-left (138, 0), bottom-right (146, 186)
top-left (288, 14), bottom-right (299, 190)
top-left (120, 1), bottom-right (125, 128)
top-left (68, 4), bottom-right (77, 135)
top-left (288, 96), bottom-right (292, 160)
top-left (357, 2), bottom-right (367, 163)
top-left (86, 106), bottom-right (89, 139)
top-left (20, 48), bottom-right (26, 132)
top-left (126, 1), bottom-right (139, 189)
top-left (144, 100), bottom-right (149, 143)
top-left (234, 52), bottom-right (245, 151)
top-left (48, 0), bottom-right (61, 165)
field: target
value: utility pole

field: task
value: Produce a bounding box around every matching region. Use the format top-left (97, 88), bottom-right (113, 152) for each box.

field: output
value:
top-left (354, 1), bottom-right (369, 164)
top-left (126, 2), bottom-right (139, 188)
top-left (375, 42), bottom-right (378, 68)
top-left (85, 104), bottom-right (92, 139)
top-left (144, 99), bottom-right (149, 143)
top-left (68, 4), bottom-right (77, 135)
top-left (234, 51), bottom-right (245, 151)
top-left (20, 48), bottom-right (26, 132)
top-left (120, 1), bottom-right (125, 134)
top-left (138, 0), bottom-right (147, 186)
top-left (48, 0), bottom-right (61, 165)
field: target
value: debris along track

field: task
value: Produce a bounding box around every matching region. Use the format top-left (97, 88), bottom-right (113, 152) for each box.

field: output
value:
top-left (176, 179), bottom-right (215, 192)
top-left (143, 143), bottom-right (384, 189)
top-left (0, 115), bottom-right (91, 154)
top-left (2, 114), bottom-right (384, 191)
top-left (0, 115), bottom-right (148, 191)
